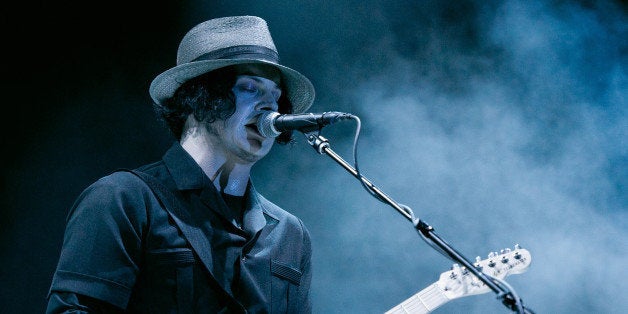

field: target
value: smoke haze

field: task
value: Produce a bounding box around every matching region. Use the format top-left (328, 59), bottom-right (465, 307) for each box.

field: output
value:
top-left (2, 0), bottom-right (625, 313)
top-left (251, 1), bottom-right (627, 313)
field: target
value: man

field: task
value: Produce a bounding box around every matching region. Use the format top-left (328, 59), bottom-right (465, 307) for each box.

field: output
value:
top-left (46, 16), bottom-right (315, 313)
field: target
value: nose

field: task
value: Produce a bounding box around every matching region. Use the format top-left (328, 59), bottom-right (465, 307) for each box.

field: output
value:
top-left (255, 102), bottom-right (277, 112)
top-left (255, 92), bottom-right (279, 112)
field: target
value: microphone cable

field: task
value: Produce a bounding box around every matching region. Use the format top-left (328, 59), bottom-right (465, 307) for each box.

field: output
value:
top-left (344, 115), bottom-right (452, 260)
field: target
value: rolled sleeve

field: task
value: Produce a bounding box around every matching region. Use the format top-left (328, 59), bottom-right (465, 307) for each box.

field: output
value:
top-left (48, 172), bottom-right (149, 309)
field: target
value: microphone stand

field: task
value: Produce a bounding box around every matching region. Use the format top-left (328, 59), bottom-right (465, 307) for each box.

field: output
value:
top-left (303, 131), bottom-right (532, 313)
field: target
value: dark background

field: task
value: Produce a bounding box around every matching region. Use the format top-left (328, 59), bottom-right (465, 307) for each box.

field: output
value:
top-left (2, 1), bottom-right (626, 313)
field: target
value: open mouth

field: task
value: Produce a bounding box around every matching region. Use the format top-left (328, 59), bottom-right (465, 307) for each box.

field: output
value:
top-left (245, 122), bottom-right (263, 139)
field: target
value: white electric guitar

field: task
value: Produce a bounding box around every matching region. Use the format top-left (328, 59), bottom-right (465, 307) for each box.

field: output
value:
top-left (385, 244), bottom-right (532, 314)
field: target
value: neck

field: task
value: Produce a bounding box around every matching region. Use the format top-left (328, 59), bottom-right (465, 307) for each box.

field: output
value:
top-left (180, 122), bottom-right (253, 196)
top-left (385, 283), bottom-right (448, 314)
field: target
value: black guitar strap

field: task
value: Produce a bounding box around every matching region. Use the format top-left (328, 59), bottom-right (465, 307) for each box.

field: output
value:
top-left (116, 168), bottom-right (197, 313)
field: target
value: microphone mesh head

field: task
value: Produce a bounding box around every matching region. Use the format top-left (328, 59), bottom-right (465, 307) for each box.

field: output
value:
top-left (257, 111), bottom-right (281, 138)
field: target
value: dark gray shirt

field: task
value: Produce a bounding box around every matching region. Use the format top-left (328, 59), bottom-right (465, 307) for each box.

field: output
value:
top-left (46, 142), bottom-right (312, 313)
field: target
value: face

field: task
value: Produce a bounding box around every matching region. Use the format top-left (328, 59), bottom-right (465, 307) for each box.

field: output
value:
top-left (207, 65), bottom-right (283, 163)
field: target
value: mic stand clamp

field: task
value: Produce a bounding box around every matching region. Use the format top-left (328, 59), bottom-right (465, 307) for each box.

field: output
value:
top-left (305, 132), bottom-right (330, 155)
top-left (303, 131), bottom-right (532, 314)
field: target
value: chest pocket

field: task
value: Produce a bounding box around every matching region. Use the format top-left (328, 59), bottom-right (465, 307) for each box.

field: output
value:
top-left (271, 260), bottom-right (302, 285)
top-left (270, 260), bottom-right (302, 312)
top-left (146, 248), bottom-right (196, 313)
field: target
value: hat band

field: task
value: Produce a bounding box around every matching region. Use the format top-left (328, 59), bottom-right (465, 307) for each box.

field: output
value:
top-left (191, 45), bottom-right (280, 64)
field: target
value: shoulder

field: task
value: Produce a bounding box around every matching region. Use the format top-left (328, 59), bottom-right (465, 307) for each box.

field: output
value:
top-left (81, 160), bottom-right (168, 200)
top-left (82, 170), bottom-right (154, 200)
top-left (256, 193), bottom-right (302, 223)
top-left (67, 170), bottom-right (160, 225)
top-left (254, 192), bottom-right (311, 241)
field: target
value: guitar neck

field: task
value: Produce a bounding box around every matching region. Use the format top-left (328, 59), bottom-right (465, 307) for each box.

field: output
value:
top-left (385, 283), bottom-right (450, 314)
top-left (385, 246), bottom-right (531, 314)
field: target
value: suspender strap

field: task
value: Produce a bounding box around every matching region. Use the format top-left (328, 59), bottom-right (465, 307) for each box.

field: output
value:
top-left (118, 169), bottom-right (195, 314)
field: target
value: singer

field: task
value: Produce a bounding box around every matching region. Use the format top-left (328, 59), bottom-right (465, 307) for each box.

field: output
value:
top-left (46, 16), bottom-right (314, 313)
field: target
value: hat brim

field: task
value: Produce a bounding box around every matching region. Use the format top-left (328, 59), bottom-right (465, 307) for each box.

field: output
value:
top-left (149, 59), bottom-right (315, 113)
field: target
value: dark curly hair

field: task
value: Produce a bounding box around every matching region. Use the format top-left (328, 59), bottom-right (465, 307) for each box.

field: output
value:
top-left (153, 65), bottom-right (294, 144)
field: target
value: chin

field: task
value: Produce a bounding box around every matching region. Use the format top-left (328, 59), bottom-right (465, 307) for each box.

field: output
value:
top-left (248, 138), bottom-right (273, 153)
top-left (234, 144), bottom-right (271, 163)
top-left (251, 145), bottom-right (272, 160)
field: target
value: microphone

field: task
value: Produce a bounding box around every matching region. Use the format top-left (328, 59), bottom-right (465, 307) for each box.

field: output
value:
top-left (257, 111), bottom-right (355, 138)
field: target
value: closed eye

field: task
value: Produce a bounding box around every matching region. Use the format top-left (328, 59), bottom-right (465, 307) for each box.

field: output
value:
top-left (234, 75), bottom-right (282, 103)
top-left (235, 81), bottom-right (258, 94)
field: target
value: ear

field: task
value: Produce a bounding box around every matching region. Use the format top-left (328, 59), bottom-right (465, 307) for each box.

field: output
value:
top-left (180, 115), bottom-right (203, 140)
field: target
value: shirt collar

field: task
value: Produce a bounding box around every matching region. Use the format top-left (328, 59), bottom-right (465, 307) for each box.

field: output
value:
top-left (162, 141), bottom-right (211, 191)
top-left (161, 141), bottom-right (277, 232)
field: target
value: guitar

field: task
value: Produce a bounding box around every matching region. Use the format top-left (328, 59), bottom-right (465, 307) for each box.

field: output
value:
top-left (385, 244), bottom-right (532, 314)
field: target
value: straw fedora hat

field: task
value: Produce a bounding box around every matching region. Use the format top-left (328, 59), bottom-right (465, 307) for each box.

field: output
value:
top-left (149, 16), bottom-right (315, 113)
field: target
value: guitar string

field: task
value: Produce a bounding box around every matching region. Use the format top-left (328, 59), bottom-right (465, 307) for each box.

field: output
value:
top-left (398, 284), bottom-right (447, 313)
